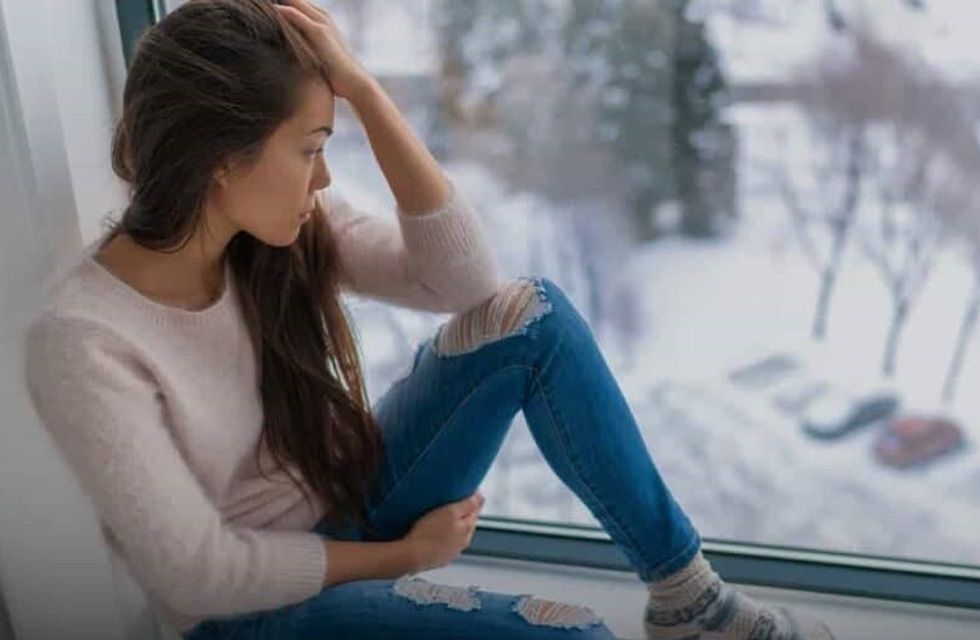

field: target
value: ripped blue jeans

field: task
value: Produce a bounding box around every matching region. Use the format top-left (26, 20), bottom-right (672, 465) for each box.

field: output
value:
top-left (184, 276), bottom-right (701, 640)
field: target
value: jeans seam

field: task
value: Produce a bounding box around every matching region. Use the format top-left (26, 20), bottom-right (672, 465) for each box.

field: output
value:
top-left (646, 533), bottom-right (702, 581)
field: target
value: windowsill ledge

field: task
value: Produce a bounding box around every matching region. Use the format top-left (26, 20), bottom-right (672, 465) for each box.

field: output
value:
top-left (424, 553), bottom-right (980, 640)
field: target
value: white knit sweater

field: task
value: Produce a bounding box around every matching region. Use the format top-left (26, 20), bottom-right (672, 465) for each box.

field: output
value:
top-left (22, 184), bottom-right (502, 633)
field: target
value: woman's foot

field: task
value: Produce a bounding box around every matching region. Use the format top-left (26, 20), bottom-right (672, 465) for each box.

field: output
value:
top-left (644, 551), bottom-right (836, 639)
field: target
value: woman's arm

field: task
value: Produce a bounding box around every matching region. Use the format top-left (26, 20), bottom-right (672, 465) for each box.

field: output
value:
top-left (322, 491), bottom-right (485, 586)
top-left (322, 538), bottom-right (417, 587)
top-left (275, 0), bottom-right (452, 215)
top-left (23, 316), bottom-right (329, 618)
top-left (279, 0), bottom-right (504, 314)
top-left (347, 77), bottom-right (452, 215)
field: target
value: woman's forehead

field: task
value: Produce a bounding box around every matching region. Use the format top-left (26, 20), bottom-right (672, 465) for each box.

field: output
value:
top-left (292, 79), bottom-right (335, 129)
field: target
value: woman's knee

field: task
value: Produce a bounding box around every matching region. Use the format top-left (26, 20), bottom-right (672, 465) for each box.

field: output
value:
top-left (434, 276), bottom-right (557, 356)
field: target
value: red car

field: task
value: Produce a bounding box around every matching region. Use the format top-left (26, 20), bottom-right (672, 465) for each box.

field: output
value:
top-left (873, 416), bottom-right (967, 469)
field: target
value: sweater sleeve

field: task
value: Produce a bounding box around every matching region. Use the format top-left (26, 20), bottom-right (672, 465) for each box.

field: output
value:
top-left (22, 314), bottom-right (327, 619)
top-left (320, 180), bottom-right (504, 314)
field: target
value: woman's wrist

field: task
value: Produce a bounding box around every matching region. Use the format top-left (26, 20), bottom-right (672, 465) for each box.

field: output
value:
top-left (321, 536), bottom-right (420, 588)
top-left (345, 73), bottom-right (382, 112)
top-left (396, 535), bottom-right (421, 575)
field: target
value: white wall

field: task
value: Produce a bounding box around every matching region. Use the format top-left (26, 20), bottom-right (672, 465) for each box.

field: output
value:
top-left (43, 0), bottom-right (128, 243)
top-left (0, 1), bottom-right (140, 639)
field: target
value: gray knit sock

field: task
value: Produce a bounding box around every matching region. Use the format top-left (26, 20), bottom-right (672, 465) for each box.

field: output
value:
top-left (644, 551), bottom-right (836, 640)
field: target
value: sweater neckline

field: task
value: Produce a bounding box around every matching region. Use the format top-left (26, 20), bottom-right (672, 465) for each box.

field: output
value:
top-left (82, 231), bottom-right (235, 326)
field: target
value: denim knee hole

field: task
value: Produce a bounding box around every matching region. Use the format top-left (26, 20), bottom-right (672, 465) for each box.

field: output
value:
top-left (512, 595), bottom-right (604, 630)
top-left (391, 576), bottom-right (481, 612)
top-left (434, 277), bottom-right (554, 357)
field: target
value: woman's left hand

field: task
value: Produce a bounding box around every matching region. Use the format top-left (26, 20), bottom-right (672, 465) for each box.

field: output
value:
top-left (274, 0), bottom-right (373, 102)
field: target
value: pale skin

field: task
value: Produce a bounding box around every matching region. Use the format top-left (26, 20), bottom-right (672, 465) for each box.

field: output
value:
top-left (95, 0), bottom-right (483, 586)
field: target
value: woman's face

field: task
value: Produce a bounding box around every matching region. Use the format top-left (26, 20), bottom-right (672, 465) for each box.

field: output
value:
top-left (210, 76), bottom-right (335, 247)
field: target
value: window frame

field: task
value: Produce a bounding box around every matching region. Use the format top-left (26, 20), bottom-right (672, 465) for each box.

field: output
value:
top-left (115, 0), bottom-right (161, 67)
top-left (115, 2), bottom-right (980, 611)
top-left (472, 517), bottom-right (980, 610)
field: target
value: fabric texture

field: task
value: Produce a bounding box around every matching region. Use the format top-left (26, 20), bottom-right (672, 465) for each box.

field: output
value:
top-left (21, 182), bottom-right (504, 634)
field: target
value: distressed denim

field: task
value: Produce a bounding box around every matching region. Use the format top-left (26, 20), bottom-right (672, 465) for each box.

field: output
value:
top-left (184, 276), bottom-right (701, 640)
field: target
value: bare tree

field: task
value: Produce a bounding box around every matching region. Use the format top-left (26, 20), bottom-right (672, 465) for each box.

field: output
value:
top-left (771, 116), bottom-right (865, 340)
top-left (770, 36), bottom-right (900, 341)
top-left (780, 29), bottom-right (964, 376)
top-left (860, 128), bottom-right (945, 377)
top-left (941, 190), bottom-right (980, 402)
top-left (831, 29), bottom-right (973, 378)
top-left (935, 147), bottom-right (980, 401)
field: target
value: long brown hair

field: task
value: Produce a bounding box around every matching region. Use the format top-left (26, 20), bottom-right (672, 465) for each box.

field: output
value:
top-left (108, 0), bottom-right (382, 536)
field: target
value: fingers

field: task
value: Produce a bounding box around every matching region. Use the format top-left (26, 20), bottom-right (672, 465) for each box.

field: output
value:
top-left (274, 3), bottom-right (321, 36)
top-left (461, 510), bottom-right (479, 531)
top-left (280, 0), bottom-right (330, 26)
top-left (462, 494), bottom-right (485, 520)
top-left (306, 1), bottom-right (334, 24)
top-left (460, 492), bottom-right (484, 510)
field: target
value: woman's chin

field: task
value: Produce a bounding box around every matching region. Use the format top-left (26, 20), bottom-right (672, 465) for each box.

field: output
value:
top-left (265, 227), bottom-right (304, 248)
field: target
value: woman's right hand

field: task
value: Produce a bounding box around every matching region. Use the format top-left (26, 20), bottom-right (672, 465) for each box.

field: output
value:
top-left (402, 491), bottom-right (485, 573)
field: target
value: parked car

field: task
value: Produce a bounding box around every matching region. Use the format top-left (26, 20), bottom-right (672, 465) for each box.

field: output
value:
top-left (801, 389), bottom-right (900, 439)
top-left (874, 416), bottom-right (967, 469)
top-left (727, 354), bottom-right (801, 390)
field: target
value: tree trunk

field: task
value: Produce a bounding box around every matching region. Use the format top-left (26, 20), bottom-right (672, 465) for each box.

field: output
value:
top-left (882, 300), bottom-right (909, 377)
top-left (942, 290), bottom-right (980, 403)
top-left (811, 130), bottom-right (863, 341)
top-left (812, 268), bottom-right (837, 340)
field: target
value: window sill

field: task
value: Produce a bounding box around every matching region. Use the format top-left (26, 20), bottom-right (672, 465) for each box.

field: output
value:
top-left (469, 518), bottom-right (980, 608)
top-left (425, 547), bottom-right (980, 639)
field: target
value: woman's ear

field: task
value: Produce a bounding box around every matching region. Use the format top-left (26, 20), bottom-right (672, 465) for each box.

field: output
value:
top-left (212, 163), bottom-right (231, 189)
top-left (213, 150), bottom-right (253, 188)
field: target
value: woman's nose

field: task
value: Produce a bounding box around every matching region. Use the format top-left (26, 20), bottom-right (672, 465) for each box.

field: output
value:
top-left (313, 157), bottom-right (330, 191)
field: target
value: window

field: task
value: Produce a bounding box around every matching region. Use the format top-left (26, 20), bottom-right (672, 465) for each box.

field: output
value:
top-left (123, 0), bottom-right (980, 607)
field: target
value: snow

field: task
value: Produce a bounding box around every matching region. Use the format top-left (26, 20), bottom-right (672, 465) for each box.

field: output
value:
top-left (700, 0), bottom-right (980, 84)
top-left (356, 1), bottom-right (438, 77)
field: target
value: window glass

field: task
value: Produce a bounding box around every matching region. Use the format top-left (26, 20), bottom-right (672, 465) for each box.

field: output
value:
top-left (162, 0), bottom-right (980, 569)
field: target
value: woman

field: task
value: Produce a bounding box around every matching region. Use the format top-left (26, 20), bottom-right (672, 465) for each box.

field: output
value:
top-left (22, 1), bottom-right (835, 638)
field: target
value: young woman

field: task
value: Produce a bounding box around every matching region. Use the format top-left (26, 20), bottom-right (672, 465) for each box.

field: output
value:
top-left (23, 1), bottom-right (835, 638)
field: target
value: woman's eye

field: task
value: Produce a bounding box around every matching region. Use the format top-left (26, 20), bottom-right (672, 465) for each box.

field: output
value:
top-left (306, 147), bottom-right (324, 157)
